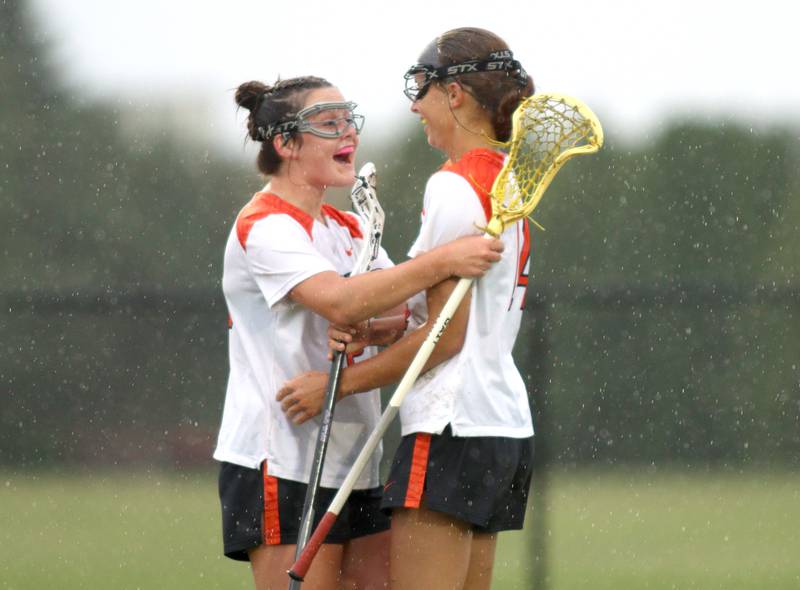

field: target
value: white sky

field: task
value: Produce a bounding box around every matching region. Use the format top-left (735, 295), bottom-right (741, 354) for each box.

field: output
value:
top-left (30, 0), bottom-right (800, 154)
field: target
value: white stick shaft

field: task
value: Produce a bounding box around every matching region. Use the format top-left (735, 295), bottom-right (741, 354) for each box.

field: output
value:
top-left (325, 275), bottom-right (474, 515)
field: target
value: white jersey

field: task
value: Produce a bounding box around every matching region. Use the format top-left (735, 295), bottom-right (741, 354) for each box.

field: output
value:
top-left (213, 191), bottom-right (392, 489)
top-left (401, 149), bottom-right (534, 439)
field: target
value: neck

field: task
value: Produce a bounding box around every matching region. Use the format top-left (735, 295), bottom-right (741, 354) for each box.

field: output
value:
top-left (266, 174), bottom-right (326, 220)
top-left (446, 120), bottom-right (497, 162)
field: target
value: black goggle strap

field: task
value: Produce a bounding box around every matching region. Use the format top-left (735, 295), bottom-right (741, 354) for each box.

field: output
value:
top-left (256, 120), bottom-right (297, 143)
top-left (407, 54), bottom-right (529, 88)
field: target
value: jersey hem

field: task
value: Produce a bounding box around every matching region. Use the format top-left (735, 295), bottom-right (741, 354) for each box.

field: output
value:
top-left (212, 449), bottom-right (265, 470)
top-left (264, 460), bottom-right (380, 491)
top-left (401, 422), bottom-right (534, 439)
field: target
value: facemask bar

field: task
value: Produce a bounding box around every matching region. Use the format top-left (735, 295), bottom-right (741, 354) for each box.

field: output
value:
top-left (403, 51), bottom-right (528, 102)
top-left (257, 101), bottom-right (364, 141)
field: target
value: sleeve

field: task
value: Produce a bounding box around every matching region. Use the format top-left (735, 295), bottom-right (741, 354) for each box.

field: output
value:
top-left (244, 216), bottom-right (336, 308)
top-left (407, 171), bottom-right (487, 258)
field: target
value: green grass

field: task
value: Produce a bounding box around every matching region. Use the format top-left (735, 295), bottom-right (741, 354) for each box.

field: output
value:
top-left (494, 470), bottom-right (800, 590)
top-left (2, 469), bottom-right (799, 589)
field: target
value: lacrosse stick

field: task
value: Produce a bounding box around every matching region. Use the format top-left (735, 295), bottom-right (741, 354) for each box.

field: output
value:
top-left (288, 162), bottom-right (383, 589)
top-left (289, 93), bottom-right (603, 581)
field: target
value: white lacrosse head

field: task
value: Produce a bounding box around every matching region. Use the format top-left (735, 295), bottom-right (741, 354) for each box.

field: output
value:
top-left (350, 162), bottom-right (384, 275)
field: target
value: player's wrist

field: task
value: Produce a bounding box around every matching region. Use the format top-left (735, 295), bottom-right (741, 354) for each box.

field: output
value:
top-left (423, 247), bottom-right (450, 282)
top-left (337, 367), bottom-right (356, 399)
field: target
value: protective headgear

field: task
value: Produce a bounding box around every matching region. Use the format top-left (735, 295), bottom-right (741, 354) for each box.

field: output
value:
top-left (403, 43), bottom-right (528, 102)
top-left (257, 101), bottom-right (365, 142)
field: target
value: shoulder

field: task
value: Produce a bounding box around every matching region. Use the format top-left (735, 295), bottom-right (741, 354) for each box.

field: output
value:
top-left (236, 192), bottom-right (314, 250)
top-left (428, 149), bottom-right (505, 222)
top-left (440, 148), bottom-right (505, 193)
top-left (321, 204), bottom-right (363, 239)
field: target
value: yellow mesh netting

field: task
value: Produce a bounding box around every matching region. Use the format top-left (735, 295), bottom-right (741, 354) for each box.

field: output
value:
top-left (485, 93), bottom-right (604, 236)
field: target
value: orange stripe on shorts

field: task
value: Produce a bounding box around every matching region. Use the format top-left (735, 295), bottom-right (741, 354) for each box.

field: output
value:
top-left (262, 462), bottom-right (281, 545)
top-left (404, 433), bottom-right (431, 508)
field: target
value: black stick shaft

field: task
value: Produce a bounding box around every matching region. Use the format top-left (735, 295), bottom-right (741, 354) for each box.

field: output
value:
top-left (288, 350), bottom-right (346, 589)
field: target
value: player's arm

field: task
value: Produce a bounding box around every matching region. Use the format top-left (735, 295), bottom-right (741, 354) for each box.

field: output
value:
top-left (277, 279), bottom-right (469, 424)
top-left (327, 304), bottom-right (408, 359)
top-left (287, 235), bottom-right (498, 326)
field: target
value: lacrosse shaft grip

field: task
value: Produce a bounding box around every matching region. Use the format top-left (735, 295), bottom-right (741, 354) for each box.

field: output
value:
top-left (289, 512), bottom-right (338, 581)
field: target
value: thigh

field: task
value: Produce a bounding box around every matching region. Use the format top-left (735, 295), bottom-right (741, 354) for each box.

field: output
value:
top-left (249, 543), bottom-right (343, 590)
top-left (389, 506), bottom-right (473, 590)
top-left (341, 529), bottom-right (390, 590)
top-left (464, 532), bottom-right (497, 590)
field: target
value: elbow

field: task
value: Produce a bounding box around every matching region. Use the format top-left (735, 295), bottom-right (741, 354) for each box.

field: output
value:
top-left (439, 331), bottom-right (466, 359)
top-left (326, 300), bottom-right (367, 327)
top-left (319, 280), bottom-right (369, 326)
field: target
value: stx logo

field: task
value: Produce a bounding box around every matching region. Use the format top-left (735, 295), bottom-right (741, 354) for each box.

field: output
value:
top-left (433, 317), bottom-right (451, 343)
top-left (486, 61), bottom-right (511, 71)
top-left (446, 63), bottom-right (479, 75)
top-left (489, 50), bottom-right (513, 60)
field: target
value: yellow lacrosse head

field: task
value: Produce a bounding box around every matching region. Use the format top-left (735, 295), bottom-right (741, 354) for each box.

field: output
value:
top-left (484, 93), bottom-right (604, 236)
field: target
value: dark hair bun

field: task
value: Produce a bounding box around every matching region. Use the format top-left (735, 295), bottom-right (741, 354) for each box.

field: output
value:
top-left (235, 81), bottom-right (271, 112)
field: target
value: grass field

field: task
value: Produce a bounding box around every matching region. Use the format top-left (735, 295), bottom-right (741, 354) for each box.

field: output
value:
top-left (1, 469), bottom-right (798, 589)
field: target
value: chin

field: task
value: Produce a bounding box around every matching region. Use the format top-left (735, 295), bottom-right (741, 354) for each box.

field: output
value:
top-left (330, 171), bottom-right (355, 188)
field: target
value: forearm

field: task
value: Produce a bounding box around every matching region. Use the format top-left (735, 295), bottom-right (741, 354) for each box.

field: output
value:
top-left (366, 314), bottom-right (407, 346)
top-left (338, 325), bottom-right (450, 396)
top-left (327, 251), bottom-right (451, 324)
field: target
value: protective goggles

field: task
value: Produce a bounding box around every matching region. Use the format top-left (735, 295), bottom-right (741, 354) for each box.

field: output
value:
top-left (403, 50), bottom-right (528, 102)
top-left (258, 101), bottom-right (365, 141)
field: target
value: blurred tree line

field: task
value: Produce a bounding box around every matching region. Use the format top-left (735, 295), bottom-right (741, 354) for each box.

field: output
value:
top-left (2, 0), bottom-right (798, 470)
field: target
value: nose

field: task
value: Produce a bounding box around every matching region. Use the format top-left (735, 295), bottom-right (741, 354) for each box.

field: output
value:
top-left (342, 121), bottom-right (357, 139)
top-left (342, 123), bottom-right (359, 145)
top-left (410, 101), bottom-right (420, 114)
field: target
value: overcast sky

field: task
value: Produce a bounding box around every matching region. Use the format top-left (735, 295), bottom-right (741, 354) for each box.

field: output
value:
top-left (29, 0), bottom-right (800, 153)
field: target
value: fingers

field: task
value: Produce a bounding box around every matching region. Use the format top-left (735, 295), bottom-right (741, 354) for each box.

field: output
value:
top-left (279, 392), bottom-right (313, 425)
top-left (328, 338), bottom-right (347, 353)
top-left (488, 238), bottom-right (504, 259)
top-left (328, 325), bottom-right (355, 354)
top-left (276, 384), bottom-right (291, 402)
top-left (329, 329), bottom-right (354, 343)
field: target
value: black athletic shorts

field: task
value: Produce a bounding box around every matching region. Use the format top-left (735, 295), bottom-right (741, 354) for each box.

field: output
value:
top-left (381, 425), bottom-right (534, 533)
top-left (219, 460), bottom-right (391, 561)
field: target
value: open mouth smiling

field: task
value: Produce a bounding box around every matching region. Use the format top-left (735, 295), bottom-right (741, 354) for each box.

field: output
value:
top-left (333, 145), bottom-right (355, 164)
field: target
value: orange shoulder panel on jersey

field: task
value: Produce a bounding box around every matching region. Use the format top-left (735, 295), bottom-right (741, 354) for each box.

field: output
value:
top-left (321, 204), bottom-right (363, 239)
top-left (439, 148), bottom-right (505, 223)
top-left (235, 192), bottom-right (315, 250)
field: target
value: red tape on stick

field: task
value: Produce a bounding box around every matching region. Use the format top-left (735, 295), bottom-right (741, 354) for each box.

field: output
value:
top-left (288, 512), bottom-right (338, 581)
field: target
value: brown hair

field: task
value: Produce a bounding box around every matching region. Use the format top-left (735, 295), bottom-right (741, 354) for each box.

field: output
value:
top-left (433, 28), bottom-right (534, 142)
top-left (235, 76), bottom-right (332, 175)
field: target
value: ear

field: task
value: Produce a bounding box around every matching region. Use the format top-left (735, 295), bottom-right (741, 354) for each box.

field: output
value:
top-left (445, 81), bottom-right (465, 109)
top-left (273, 134), bottom-right (298, 160)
